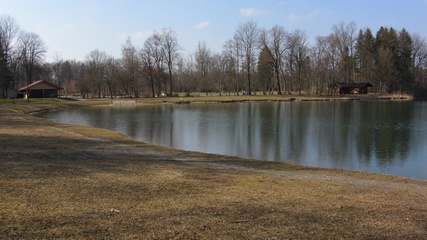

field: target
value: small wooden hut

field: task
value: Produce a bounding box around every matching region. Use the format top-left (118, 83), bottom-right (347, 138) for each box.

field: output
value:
top-left (19, 80), bottom-right (63, 98)
top-left (332, 82), bottom-right (373, 95)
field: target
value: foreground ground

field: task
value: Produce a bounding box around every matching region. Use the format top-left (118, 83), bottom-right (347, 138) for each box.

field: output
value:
top-left (1, 96), bottom-right (426, 239)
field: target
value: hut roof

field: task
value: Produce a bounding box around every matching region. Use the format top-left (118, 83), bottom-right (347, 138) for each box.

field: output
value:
top-left (332, 82), bottom-right (373, 88)
top-left (19, 80), bottom-right (63, 91)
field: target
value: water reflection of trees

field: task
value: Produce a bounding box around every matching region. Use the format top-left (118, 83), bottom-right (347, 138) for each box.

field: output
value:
top-left (355, 102), bottom-right (413, 166)
top-left (44, 101), bottom-right (419, 175)
top-left (256, 101), bottom-right (415, 169)
top-left (118, 102), bottom-right (414, 170)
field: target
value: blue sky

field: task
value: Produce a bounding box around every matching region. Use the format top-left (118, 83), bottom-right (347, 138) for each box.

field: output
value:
top-left (2, 0), bottom-right (427, 61)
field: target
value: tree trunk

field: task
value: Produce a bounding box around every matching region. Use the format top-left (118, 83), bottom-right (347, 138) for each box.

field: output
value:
top-left (168, 67), bottom-right (173, 96)
top-left (106, 80), bottom-right (114, 99)
top-left (247, 67), bottom-right (251, 95)
top-left (275, 64), bottom-right (282, 95)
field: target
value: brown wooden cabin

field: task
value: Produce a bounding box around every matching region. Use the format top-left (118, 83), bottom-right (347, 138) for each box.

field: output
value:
top-left (19, 80), bottom-right (63, 98)
top-left (332, 82), bottom-right (373, 95)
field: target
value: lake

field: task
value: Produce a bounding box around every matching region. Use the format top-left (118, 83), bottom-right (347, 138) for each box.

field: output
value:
top-left (40, 101), bottom-right (427, 180)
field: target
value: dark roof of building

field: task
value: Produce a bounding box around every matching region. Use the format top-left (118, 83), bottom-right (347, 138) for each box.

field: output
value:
top-left (19, 80), bottom-right (63, 91)
top-left (332, 82), bottom-right (373, 88)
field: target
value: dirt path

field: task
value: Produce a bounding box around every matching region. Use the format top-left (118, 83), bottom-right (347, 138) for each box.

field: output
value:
top-left (1, 103), bottom-right (427, 239)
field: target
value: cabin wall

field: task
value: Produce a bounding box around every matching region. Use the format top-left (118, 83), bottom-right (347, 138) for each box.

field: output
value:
top-left (336, 87), bottom-right (369, 94)
top-left (24, 89), bottom-right (59, 98)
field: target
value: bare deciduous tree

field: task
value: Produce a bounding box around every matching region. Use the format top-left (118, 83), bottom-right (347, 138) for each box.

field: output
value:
top-left (19, 31), bottom-right (47, 84)
top-left (310, 36), bottom-right (331, 94)
top-left (194, 41), bottom-right (211, 93)
top-left (159, 28), bottom-right (180, 96)
top-left (141, 33), bottom-right (164, 97)
top-left (412, 33), bottom-right (427, 73)
top-left (223, 38), bottom-right (242, 94)
top-left (104, 56), bottom-right (119, 99)
top-left (121, 37), bottom-right (141, 97)
top-left (234, 20), bottom-right (261, 95)
top-left (412, 33), bottom-right (427, 96)
top-left (85, 49), bottom-right (107, 98)
top-left (0, 15), bottom-right (20, 94)
top-left (286, 29), bottom-right (309, 95)
top-left (261, 25), bottom-right (287, 94)
top-left (331, 21), bottom-right (357, 82)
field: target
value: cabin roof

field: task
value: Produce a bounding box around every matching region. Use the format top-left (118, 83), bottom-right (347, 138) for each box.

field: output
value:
top-left (19, 80), bottom-right (63, 91)
top-left (332, 82), bottom-right (373, 88)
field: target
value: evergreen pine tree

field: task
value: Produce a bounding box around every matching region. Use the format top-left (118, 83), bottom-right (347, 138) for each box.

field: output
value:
top-left (257, 46), bottom-right (274, 94)
top-left (397, 29), bottom-right (413, 93)
top-left (355, 28), bottom-right (375, 84)
top-left (375, 27), bottom-right (399, 93)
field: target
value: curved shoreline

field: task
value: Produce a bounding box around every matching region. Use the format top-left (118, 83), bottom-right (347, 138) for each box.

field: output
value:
top-left (7, 95), bottom-right (419, 177)
top-left (1, 96), bottom-right (426, 239)
top-left (40, 97), bottom-right (427, 180)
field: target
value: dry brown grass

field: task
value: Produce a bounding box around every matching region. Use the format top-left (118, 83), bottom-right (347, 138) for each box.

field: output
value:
top-left (1, 97), bottom-right (426, 239)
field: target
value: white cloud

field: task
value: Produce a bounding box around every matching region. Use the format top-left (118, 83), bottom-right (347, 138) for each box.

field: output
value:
top-left (62, 23), bottom-right (77, 30)
top-left (287, 10), bottom-right (325, 22)
top-left (134, 30), bottom-right (151, 39)
top-left (240, 8), bottom-right (266, 16)
top-left (195, 21), bottom-right (210, 30)
top-left (118, 33), bottom-right (128, 41)
top-left (118, 30), bottom-right (151, 41)
top-left (34, 23), bottom-right (47, 31)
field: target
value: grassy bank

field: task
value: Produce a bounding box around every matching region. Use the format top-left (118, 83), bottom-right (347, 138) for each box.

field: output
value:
top-left (0, 93), bottom-right (412, 111)
top-left (1, 96), bottom-right (426, 239)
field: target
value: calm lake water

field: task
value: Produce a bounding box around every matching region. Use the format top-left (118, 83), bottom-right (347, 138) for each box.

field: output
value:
top-left (40, 101), bottom-right (427, 180)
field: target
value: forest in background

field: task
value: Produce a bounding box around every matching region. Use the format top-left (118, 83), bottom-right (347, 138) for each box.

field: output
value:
top-left (1, 15), bottom-right (427, 98)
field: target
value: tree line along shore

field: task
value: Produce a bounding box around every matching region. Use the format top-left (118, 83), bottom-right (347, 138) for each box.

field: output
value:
top-left (1, 15), bottom-right (427, 100)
